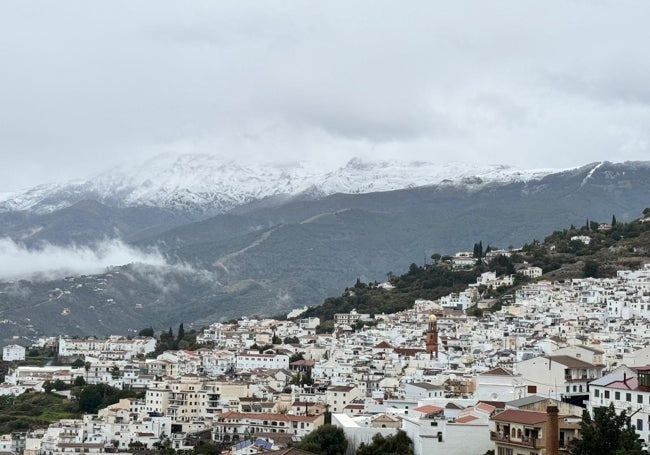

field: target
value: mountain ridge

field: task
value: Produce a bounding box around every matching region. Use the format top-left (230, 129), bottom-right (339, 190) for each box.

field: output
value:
top-left (0, 154), bottom-right (561, 215)
top-left (0, 160), bottom-right (649, 340)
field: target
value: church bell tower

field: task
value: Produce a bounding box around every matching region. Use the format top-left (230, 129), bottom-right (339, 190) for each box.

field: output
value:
top-left (424, 313), bottom-right (439, 358)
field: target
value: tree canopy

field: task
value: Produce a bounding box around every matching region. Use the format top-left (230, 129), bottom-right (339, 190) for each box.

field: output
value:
top-left (356, 430), bottom-right (413, 455)
top-left (295, 424), bottom-right (348, 455)
top-left (570, 403), bottom-right (644, 455)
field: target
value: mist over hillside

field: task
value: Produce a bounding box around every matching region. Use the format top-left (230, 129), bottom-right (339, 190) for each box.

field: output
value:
top-left (0, 160), bottom-right (649, 341)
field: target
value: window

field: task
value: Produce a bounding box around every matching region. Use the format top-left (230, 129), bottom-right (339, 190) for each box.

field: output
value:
top-left (615, 392), bottom-right (621, 400)
top-left (639, 395), bottom-right (643, 404)
top-left (605, 390), bottom-right (610, 399)
top-left (627, 393), bottom-right (632, 402)
top-left (638, 419), bottom-right (644, 431)
top-left (595, 389), bottom-right (600, 397)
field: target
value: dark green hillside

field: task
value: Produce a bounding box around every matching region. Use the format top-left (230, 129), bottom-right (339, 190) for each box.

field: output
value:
top-left (301, 211), bottom-right (650, 326)
top-left (0, 392), bottom-right (78, 433)
top-left (0, 385), bottom-right (145, 433)
top-left (300, 266), bottom-right (483, 325)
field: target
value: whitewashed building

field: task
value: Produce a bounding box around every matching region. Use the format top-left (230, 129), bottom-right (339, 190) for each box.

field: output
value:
top-left (235, 353), bottom-right (289, 371)
top-left (58, 336), bottom-right (156, 360)
top-left (3, 344), bottom-right (26, 361)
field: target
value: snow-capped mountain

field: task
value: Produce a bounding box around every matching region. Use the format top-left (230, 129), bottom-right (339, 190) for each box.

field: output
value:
top-left (0, 154), bottom-right (557, 214)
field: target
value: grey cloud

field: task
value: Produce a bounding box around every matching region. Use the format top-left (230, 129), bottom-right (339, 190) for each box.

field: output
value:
top-left (1, 1), bottom-right (650, 191)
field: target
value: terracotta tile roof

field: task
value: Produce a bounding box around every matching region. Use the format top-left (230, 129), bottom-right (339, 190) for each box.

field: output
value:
top-left (455, 415), bottom-right (479, 423)
top-left (414, 404), bottom-right (444, 414)
top-left (477, 400), bottom-right (505, 410)
top-left (374, 341), bottom-right (394, 349)
top-left (606, 377), bottom-right (648, 391)
top-left (475, 402), bottom-right (497, 413)
top-left (482, 367), bottom-right (514, 376)
top-left (328, 385), bottom-right (355, 392)
top-left (547, 355), bottom-right (595, 369)
top-left (491, 409), bottom-right (548, 425)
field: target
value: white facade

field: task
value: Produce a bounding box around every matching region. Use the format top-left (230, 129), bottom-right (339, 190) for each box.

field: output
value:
top-left (3, 344), bottom-right (26, 361)
top-left (475, 367), bottom-right (525, 402)
top-left (520, 266), bottom-right (543, 279)
top-left (235, 353), bottom-right (289, 371)
top-left (515, 355), bottom-right (603, 398)
top-left (326, 386), bottom-right (363, 414)
top-left (58, 336), bottom-right (156, 360)
top-left (403, 383), bottom-right (444, 400)
top-left (588, 366), bottom-right (650, 444)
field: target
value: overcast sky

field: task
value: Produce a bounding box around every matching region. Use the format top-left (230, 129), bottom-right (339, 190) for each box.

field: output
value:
top-left (1, 1), bottom-right (649, 192)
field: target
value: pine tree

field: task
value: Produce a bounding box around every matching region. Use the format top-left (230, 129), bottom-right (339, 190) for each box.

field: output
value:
top-left (473, 241), bottom-right (484, 259)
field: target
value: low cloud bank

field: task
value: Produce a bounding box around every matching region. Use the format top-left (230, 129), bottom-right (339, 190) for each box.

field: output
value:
top-left (0, 237), bottom-right (167, 281)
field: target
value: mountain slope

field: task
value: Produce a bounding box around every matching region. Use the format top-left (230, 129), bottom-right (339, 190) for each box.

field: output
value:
top-left (1, 161), bottom-right (648, 341)
top-left (0, 200), bottom-right (190, 247)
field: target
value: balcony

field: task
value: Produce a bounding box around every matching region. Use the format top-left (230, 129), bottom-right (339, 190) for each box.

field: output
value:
top-left (490, 432), bottom-right (539, 449)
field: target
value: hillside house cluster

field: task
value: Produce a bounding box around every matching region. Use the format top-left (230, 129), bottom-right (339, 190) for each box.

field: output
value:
top-left (4, 262), bottom-right (650, 454)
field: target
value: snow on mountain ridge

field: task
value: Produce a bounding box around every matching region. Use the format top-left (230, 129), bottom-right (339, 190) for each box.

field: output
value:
top-left (0, 155), bottom-right (558, 214)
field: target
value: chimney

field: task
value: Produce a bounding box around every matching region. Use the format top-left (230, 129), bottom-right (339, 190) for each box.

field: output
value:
top-left (546, 406), bottom-right (559, 455)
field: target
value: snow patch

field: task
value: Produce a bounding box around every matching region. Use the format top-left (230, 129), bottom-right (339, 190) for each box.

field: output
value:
top-left (0, 155), bottom-right (562, 214)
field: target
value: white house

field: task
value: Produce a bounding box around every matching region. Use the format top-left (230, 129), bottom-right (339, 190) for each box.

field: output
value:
top-left (519, 266), bottom-right (543, 279)
top-left (515, 355), bottom-right (603, 399)
top-left (588, 366), bottom-right (650, 444)
top-left (475, 367), bottom-right (525, 402)
top-left (3, 344), bottom-right (26, 361)
top-left (326, 385), bottom-right (363, 414)
top-left (403, 382), bottom-right (445, 400)
top-left (235, 353), bottom-right (289, 371)
top-left (58, 336), bottom-right (156, 360)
